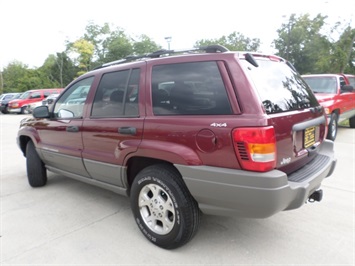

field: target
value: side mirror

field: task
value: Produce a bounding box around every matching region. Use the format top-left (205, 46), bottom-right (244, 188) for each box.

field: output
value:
top-left (33, 105), bottom-right (50, 118)
top-left (341, 85), bottom-right (354, 93)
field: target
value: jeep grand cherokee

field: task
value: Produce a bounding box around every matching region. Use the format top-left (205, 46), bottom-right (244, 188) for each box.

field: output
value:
top-left (17, 45), bottom-right (337, 249)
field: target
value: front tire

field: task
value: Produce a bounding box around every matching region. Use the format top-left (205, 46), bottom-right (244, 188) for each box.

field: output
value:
top-left (130, 164), bottom-right (200, 249)
top-left (26, 140), bottom-right (47, 187)
top-left (1, 106), bottom-right (8, 114)
top-left (327, 113), bottom-right (338, 141)
top-left (21, 106), bottom-right (30, 114)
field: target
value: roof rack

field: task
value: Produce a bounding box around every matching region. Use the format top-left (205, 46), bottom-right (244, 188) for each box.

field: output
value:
top-left (94, 44), bottom-right (229, 69)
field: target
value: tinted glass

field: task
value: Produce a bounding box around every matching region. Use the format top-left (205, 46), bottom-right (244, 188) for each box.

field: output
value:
top-left (240, 58), bottom-right (319, 114)
top-left (152, 61), bottom-right (232, 115)
top-left (91, 68), bottom-right (140, 117)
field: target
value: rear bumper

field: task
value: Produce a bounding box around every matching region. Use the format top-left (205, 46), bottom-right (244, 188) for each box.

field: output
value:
top-left (177, 140), bottom-right (336, 218)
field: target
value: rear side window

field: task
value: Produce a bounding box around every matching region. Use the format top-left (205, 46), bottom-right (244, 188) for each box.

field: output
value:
top-left (241, 58), bottom-right (319, 114)
top-left (152, 61), bottom-right (232, 115)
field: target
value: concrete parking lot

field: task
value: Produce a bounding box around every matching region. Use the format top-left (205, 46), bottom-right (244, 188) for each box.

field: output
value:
top-left (1, 113), bottom-right (354, 265)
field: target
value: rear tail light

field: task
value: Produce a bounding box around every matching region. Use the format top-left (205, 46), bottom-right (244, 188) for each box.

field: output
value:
top-left (232, 126), bottom-right (276, 172)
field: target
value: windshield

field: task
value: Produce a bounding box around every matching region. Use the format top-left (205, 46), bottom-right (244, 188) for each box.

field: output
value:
top-left (19, 91), bottom-right (31, 99)
top-left (240, 57), bottom-right (319, 114)
top-left (302, 76), bottom-right (337, 94)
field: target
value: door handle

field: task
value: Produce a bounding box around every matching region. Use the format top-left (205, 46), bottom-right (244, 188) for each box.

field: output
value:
top-left (66, 126), bottom-right (79, 132)
top-left (118, 127), bottom-right (137, 135)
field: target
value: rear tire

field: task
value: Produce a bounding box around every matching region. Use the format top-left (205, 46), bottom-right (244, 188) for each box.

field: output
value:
top-left (130, 164), bottom-right (201, 249)
top-left (26, 140), bottom-right (47, 187)
top-left (327, 113), bottom-right (338, 141)
top-left (350, 116), bottom-right (355, 128)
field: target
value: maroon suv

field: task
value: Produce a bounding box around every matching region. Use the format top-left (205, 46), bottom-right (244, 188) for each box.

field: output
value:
top-left (17, 45), bottom-right (337, 249)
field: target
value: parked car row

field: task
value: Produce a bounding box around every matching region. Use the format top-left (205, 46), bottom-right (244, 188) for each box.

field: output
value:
top-left (302, 73), bottom-right (355, 140)
top-left (0, 88), bottom-right (63, 114)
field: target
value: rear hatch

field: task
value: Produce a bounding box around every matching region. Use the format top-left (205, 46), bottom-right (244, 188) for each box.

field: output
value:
top-left (239, 54), bottom-right (327, 175)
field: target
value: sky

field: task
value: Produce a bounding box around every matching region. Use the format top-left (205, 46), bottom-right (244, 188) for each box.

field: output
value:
top-left (0, 0), bottom-right (354, 69)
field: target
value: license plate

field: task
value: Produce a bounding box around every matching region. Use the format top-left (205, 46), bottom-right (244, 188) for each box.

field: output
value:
top-left (304, 126), bottom-right (316, 148)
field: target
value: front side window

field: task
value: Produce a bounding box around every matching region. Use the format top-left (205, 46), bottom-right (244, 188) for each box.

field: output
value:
top-left (241, 58), bottom-right (319, 114)
top-left (53, 76), bottom-right (94, 118)
top-left (152, 61), bottom-right (232, 115)
top-left (91, 68), bottom-right (140, 117)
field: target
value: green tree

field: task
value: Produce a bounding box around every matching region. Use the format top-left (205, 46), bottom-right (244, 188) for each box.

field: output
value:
top-left (274, 13), bottom-right (355, 74)
top-left (74, 22), bottom-right (161, 69)
top-left (274, 14), bottom-right (330, 74)
top-left (70, 39), bottom-right (95, 76)
top-left (194, 31), bottom-right (260, 51)
top-left (333, 26), bottom-right (355, 73)
top-left (103, 28), bottom-right (133, 63)
top-left (2, 61), bottom-right (62, 92)
top-left (41, 52), bottom-right (76, 87)
top-left (132, 34), bottom-right (161, 55)
top-left (2, 61), bottom-right (29, 92)
top-left (83, 21), bottom-right (111, 63)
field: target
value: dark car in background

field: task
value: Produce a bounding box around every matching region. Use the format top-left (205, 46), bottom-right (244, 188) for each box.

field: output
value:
top-left (0, 93), bottom-right (22, 114)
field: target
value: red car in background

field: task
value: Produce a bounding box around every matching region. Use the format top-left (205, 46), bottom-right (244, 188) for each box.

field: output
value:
top-left (302, 74), bottom-right (355, 140)
top-left (8, 88), bottom-right (63, 114)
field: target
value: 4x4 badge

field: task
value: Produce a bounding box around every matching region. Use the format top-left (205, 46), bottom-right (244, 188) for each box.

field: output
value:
top-left (280, 157), bottom-right (291, 165)
top-left (210, 122), bottom-right (227, 127)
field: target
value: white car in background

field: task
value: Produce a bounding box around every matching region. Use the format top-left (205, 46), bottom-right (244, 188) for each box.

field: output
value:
top-left (42, 93), bottom-right (60, 108)
top-left (28, 93), bottom-right (61, 113)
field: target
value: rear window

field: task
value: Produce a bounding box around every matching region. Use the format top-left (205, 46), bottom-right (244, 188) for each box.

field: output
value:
top-left (240, 58), bottom-right (319, 114)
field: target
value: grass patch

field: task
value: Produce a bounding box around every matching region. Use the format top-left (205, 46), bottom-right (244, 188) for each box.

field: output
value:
top-left (339, 119), bottom-right (349, 127)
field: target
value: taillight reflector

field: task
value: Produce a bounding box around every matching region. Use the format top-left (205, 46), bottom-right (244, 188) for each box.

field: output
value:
top-left (232, 126), bottom-right (276, 172)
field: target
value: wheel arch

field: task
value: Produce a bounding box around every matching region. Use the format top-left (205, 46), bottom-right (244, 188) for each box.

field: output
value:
top-left (332, 109), bottom-right (340, 116)
top-left (18, 135), bottom-right (38, 157)
top-left (125, 157), bottom-right (180, 196)
top-left (18, 135), bottom-right (31, 156)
